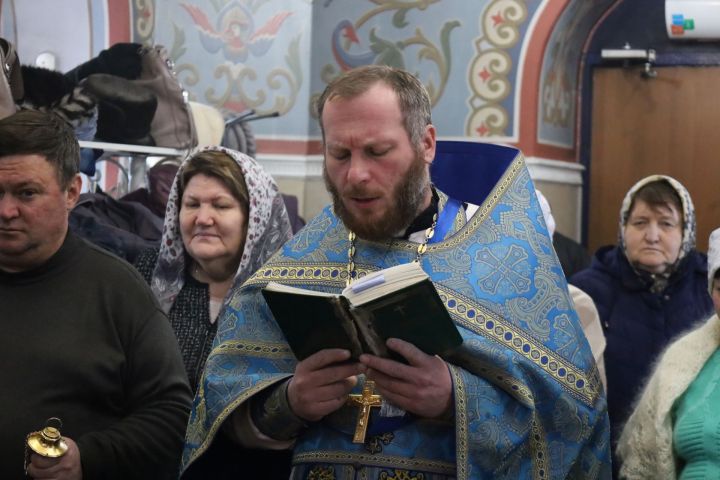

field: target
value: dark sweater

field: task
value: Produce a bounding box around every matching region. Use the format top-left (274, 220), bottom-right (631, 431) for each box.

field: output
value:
top-left (133, 248), bottom-right (217, 393)
top-left (0, 233), bottom-right (192, 479)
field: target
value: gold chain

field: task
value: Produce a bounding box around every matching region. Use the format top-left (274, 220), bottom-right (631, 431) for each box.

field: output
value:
top-left (346, 213), bottom-right (438, 286)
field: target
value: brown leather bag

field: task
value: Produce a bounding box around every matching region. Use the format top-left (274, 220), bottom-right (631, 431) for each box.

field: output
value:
top-left (0, 37), bottom-right (23, 120)
top-left (134, 45), bottom-right (197, 149)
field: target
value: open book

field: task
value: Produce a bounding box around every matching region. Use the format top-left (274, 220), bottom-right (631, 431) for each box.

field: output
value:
top-left (262, 262), bottom-right (463, 362)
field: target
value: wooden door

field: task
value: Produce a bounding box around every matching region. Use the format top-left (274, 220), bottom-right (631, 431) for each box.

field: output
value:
top-left (589, 66), bottom-right (720, 254)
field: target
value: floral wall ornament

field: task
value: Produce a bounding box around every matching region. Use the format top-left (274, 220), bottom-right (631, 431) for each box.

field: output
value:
top-left (171, 0), bottom-right (301, 116)
top-left (134, 0), bottom-right (156, 44)
top-left (466, 0), bottom-right (528, 138)
top-left (203, 35), bottom-right (303, 115)
top-left (316, 0), bottom-right (458, 116)
top-left (181, 2), bottom-right (292, 63)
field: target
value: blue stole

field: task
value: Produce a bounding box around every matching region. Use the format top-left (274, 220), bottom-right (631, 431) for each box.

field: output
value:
top-left (431, 197), bottom-right (461, 245)
top-left (182, 141), bottom-right (611, 479)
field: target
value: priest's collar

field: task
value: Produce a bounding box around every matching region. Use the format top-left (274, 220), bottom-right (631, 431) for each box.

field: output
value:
top-left (401, 187), bottom-right (439, 239)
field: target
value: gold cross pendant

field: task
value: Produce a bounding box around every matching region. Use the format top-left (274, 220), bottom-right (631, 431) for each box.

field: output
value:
top-left (347, 380), bottom-right (382, 443)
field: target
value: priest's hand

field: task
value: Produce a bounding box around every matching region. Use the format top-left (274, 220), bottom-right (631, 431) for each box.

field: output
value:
top-left (360, 338), bottom-right (453, 419)
top-left (288, 348), bottom-right (364, 422)
top-left (27, 436), bottom-right (82, 480)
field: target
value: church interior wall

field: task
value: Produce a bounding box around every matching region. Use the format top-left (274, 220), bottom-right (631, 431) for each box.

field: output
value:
top-left (1, 0), bottom-right (670, 238)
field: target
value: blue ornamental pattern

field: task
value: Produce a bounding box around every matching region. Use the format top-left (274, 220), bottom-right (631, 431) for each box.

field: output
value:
top-left (182, 142), bottom-right (610, 479)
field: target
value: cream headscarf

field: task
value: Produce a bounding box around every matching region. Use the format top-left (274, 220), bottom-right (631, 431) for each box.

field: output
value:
top-left (150, 146), bottom-right (293, 312)
top-left (618, 175), bottom-right (695, 292)
top-left (708, 227), bottom-right (720, 296)
top-left (618, 174), bottom-right (696, 266)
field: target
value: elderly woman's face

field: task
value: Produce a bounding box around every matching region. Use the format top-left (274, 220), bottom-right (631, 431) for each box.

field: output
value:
top-left (179, 173), bottom-right (247, 268)
top-left (623, 199), bottom-right (682, 274)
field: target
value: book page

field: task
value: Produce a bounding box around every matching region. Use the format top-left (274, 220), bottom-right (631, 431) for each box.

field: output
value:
top-left (343, 261), bottom-right (429, 306)
top-left (264, 282), bottom-right (335, 298)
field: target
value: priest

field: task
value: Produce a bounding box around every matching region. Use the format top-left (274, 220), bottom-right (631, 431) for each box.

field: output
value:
top-left (182, 65), bottom-right (610, 479)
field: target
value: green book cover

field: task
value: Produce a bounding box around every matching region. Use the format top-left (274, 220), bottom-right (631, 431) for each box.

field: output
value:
top-left (262, 262), bottom-right (463, 362)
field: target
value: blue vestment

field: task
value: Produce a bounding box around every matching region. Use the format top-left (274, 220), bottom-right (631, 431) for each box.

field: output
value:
top-left (182, 142), bottom-right (611, 479)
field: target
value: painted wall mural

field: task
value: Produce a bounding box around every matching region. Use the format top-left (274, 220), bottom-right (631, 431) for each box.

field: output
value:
top-left (309, 0), bottom-right (537, 140)
top-left (465, 0), bottom-right (528, 139)
top-left (1, 0), bottom-right (624, 159)
top-left (148, 0), bottom-right (308, 133)
top-left (134, 0), bottom-right (156, 44)
top-left (314, 0), bottom-right (459, 112)
top-left (536, 0), bottom-right (614, 149)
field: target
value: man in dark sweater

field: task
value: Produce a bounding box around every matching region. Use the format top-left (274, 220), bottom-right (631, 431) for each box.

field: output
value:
top-left (0, 110), bottom-right (192, 479)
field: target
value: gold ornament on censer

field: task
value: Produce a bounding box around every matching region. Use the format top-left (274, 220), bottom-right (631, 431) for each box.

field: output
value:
top-left (25, 418), bottom-right (68, 473)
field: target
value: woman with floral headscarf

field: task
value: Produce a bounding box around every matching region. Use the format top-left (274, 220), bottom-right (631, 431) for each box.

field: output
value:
top-left (617, 227), bottom-right (720, 479)
top-left (135, 146), bottom-right (292, 392)
top-left (134, 146), bottom-right (293, 478)
top-left (570, 175), bottom-right (714, 472)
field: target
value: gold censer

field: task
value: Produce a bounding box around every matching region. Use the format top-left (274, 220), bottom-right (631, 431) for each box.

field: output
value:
top-left (25, 418), bottom-right (68, 472)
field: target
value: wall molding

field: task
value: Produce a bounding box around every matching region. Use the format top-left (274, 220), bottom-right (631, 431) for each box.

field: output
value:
top-left (256, 153), bottom-right (324, 178)
top-left (525, 156), bottom-right (584, 186)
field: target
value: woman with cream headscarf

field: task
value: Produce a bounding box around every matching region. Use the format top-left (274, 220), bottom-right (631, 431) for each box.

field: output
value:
top-left (617, 227), bottom-right (720, 478)
top-left (570, 175), bottom-right (713, 470)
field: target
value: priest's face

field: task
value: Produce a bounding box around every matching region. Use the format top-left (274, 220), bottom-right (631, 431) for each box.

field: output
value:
top-left (322, 83), bottom-right (436, 241)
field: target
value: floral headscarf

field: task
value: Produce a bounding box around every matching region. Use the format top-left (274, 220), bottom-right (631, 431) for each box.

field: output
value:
top-left (150, 146), bottom-right (293, 312)
top-left (619, 174), bottom-right (696, 277)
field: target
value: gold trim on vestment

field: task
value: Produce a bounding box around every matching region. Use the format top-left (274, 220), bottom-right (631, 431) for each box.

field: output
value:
top-left (243, 260), bottom-right (599, 406)
top-left (450, 364), bottom-right (468, 480)
top-left (437, 285), bottom-right (599, 406)
top-left (292, 450), bottom-right (456, 475)
top-left (185, 375), bottom-right (292, 467)
top-left (213, 340), bottom-right (294, 359)
top-left (530, 417), bottom-right (549, 479)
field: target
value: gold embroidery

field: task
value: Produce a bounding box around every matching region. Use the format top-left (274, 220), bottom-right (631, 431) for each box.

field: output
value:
top-left (450, 365), bottom-right (469, 480)
top-left (214, 340), bottom-right (293, 359)
top-left (438, 285), bottom-right (599, 405)
top-left (308, 465), bottom-right (336, 480)
top-left (366, 432), bottom-right (394, 454)
top-left (530, 418), bottom-right (549, 480)
top-left (242, 261), bottom-right (601, 405)
top-left (185, 376), bottom-right (292, 467)
top-left (379, 469), bottom-right (426, 479)
top-left (293, 451), bottom-right (455, 475)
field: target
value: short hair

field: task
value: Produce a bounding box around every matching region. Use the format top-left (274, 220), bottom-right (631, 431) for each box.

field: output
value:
top-left (179, 150), bottom-right (249, 208)
top-left (0, 109), bottom-right (79, 189)
top-left (316, 65), bottom-right (432, 148)
top-left (627, 179), bottom-right (683, 223)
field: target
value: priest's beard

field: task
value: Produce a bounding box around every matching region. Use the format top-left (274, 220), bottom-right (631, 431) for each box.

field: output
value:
top-left (324, 153), bottom-right (430, 241)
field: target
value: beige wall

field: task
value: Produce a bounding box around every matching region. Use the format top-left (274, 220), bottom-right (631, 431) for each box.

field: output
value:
top-left (276, 177), bottom-right (330, 222)
top-left (534, 180), bottom-right (582, 242)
